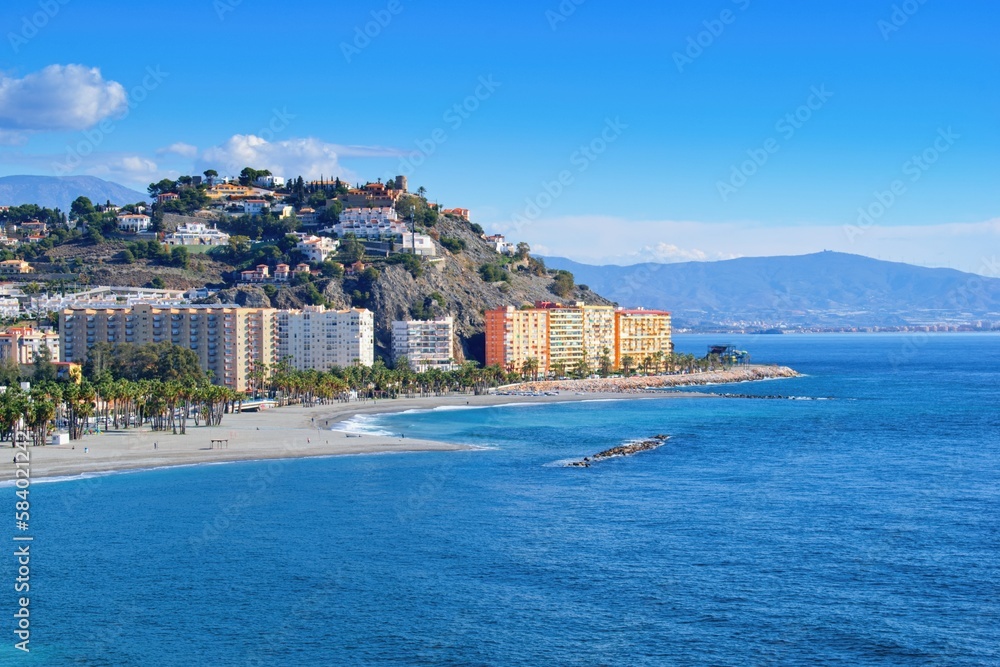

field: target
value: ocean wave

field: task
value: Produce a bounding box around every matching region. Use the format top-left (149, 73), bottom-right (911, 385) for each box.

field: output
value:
top-left (396, 402), bottom-right (542, 416)
top-left (0, 461), bottom-right (227, 487)
top-left (329, 413), bottom-right (396, 436)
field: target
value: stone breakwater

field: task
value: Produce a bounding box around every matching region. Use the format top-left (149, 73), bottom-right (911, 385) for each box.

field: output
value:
top-left (507, 365), bottom-right (801, 394)
top-left (568, 435), bottom-right (670, 467)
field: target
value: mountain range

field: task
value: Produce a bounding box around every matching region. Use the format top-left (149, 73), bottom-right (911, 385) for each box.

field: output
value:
top-left (0, 175), bottom-right (148, 211)
top-left (543, 252), bottom-right (1000, 329)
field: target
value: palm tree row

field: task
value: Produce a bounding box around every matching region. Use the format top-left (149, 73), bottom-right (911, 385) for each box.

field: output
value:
top-left (518, 350), bottom-right (733, 380)
top-left (0, 377), bottom-right (242, 446)
top-left (254, 359), bottom-right (517, 405)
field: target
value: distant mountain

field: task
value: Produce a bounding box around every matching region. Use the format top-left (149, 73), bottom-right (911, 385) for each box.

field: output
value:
top-left (542, 252), bottom-right (1000, 328)
top-left (0, 175), bottom-right (148, 211)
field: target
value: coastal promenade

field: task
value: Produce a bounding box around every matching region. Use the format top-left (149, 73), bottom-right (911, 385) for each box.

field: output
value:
top-left (0, 366), bottom-right (798, 482)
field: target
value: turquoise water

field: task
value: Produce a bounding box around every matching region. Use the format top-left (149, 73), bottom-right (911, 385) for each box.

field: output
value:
top-left (3, 334), bottom-right (999, 665)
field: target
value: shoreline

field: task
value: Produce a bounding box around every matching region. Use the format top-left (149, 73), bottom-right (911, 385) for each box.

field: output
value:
top-left (503, 364), bottom-right (801, 393)
top-left (2, 367), bottom-right (799, 483)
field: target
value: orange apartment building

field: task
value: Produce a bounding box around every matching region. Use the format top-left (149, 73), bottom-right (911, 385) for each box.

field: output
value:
top-left (485, 306), bottom-right (550, 373)
top-left (485, 303), bottom-right (671, 375)
top-left (614, 309), bottom-right (673, 368)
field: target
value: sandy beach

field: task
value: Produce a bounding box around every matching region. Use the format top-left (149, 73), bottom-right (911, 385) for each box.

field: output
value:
top-left (1, 391), bottom-right (685, 483)
top-left (2, 366), bottom-right (798, 482)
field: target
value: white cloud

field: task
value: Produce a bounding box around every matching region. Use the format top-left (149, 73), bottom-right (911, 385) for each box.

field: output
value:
top-left (0, 64), bottom-right (127, 131)
top-left (197, 134), bottom-right (403, 179)
top-left (639, 242), bottom-right (739, 264)
top-left (80, 154), bottom-right (159, 187)
top-left (0, 129), bottom-right (28, 146)
top-left (157, 142), bottom-right (198, 158)
top-left (485, 214), bottom-right (1000, 274)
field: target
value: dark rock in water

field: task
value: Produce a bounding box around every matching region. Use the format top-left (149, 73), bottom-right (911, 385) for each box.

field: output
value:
top-left (567, 435), bottom-right (669, 467)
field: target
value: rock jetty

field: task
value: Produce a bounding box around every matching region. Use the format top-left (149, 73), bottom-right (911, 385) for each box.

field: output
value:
top-left (568, 435), bottom-right (670, 467)
top-left (506, 365), bottom-right (800, 395)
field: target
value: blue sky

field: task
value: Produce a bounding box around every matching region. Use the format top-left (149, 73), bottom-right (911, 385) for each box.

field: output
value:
top-left (1, 0), bottom-right (998, 272)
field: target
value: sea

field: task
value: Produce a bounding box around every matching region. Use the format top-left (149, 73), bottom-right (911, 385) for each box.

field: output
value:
top-left (3, 333), bottom-right (998, 666)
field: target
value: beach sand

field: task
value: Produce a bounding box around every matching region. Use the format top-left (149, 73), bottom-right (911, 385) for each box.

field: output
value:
top-left (1, 391), bottom-right (683, 482)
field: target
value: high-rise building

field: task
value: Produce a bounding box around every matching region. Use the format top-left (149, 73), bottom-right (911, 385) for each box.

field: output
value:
top-left (582, 305), bottom-right (617, 370)
top-left (485, 303), bottom-right (671, 377)
top-left (59, 304), bottom-right (278, 391)
top-left (60, 304), bottom-right (377, 390)
top-left (614, 309), bottom-right (673, 369)
top-left (391, 316), bottom-right (455, 372)
top-left (535, 302), bottom-right (616, 374)
top-left (0, 327), bottom-right (60, 365)
top-left (276, 306), bottom-right (374, 371)
top-left (485, 306), bottom-right (550, 373)
top-left (536, 302), bottom-right (584, 371)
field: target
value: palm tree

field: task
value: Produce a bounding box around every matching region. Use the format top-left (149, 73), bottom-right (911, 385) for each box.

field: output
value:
top-left (0, 386), bottom-right (28, 447)
top-left (599, 347), bottom-right (613, 377)
top-left (621, 355), bottom-right (635, 377)
top-left (642, 354), bottom-right (653, 375)
top-left (521, 358), bottom-right (540, 382)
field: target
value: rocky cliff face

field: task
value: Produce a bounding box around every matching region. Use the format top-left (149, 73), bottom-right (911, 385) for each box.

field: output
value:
top-left (366, 216), bottom-right (611, 362)
top-left (150, 214), bottom-right (614, 365)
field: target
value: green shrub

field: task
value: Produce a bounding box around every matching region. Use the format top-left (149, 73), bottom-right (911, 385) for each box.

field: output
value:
top-left (479, 263), bottom-right (509, 283)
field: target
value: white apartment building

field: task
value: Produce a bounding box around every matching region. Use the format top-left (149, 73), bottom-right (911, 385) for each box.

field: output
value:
top-left (333, 207), bottom-right (407, 238)
top-left (486, 234), bottom-right (516, 255)
top-left (295, 234), bottom-right (340, 263)
top-left (242, 199), bottom-right (268, 216)
top-left (398, 232), bottom-right (437, 257)
top-left (254, 175), bottom-right (286, 188)
top-left (0, 297), bottom-right (20, 318)
top-left (276, 306), bottom-right (374, 371)
top-left (117, 214), bottom-right (151, 233)
top-left (27, 287), bottom-right (198, 315)
top-left (163, 223), bottom-right (231, 247)
top-left (391, 317), bottom-right (455, 371)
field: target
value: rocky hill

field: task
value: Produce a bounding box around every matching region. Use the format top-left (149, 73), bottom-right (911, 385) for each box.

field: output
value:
top-left (33, 239), bottom-right (231, 289)
top-left (197, 215), bottom-right (610, 363)
top-left (362, 216), bottom-right (609, 361)
top-left (19, 212), bottom-right (608, 364)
